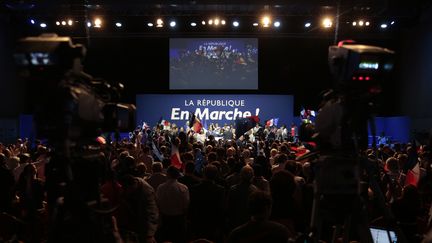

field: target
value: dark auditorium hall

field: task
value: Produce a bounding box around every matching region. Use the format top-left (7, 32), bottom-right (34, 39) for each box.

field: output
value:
top-left (0, 1), bottom-right (431, 242)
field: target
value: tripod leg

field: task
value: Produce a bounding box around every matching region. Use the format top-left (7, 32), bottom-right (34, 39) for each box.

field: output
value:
top-left (342, 215), bottom-right (352, 243)
top-left (310, 192), bottom-right (322, 243)
top-left (332, 224), bottom-right (342, 243)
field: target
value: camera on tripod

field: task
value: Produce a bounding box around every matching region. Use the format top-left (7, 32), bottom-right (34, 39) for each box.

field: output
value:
top-left (14, 33), bottom-right (135, 142)
top-left (307, 41), bottom-right (399, 243)
top-left (328, 40), bottom-right (395, 96)
top-left (12, 34), bottom-right (136, 241)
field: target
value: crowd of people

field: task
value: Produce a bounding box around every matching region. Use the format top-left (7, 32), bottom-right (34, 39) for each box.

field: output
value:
top-left (170, 43), bottom-right (258, 87)
top-left (0, 123), bottom-right (431, 243)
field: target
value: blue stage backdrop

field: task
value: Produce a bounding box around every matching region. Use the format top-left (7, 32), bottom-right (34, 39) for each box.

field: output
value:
top-left (136, 94), bottom-right (294, 128)
top-left (369, 116), bottom-right (411, 144)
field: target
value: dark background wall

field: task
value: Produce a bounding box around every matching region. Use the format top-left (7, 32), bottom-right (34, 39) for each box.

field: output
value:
top-left (399, 7), bottom-right (432, 132)
top-left (0, 15), bottom-right (23, 117)
top-left (0, 10), bottom-right (431, 133)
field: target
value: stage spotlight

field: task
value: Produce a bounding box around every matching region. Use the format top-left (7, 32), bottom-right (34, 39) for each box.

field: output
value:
top-left (358, 20), bottom-right (364, 26)
top-left (208, 19), bottom-right (213, 25)
top-left (202, 20), bottom-right (206, 25)
top-left (86, 22), bottom-right (92, 27)
top-left (253, 22), bottom-right (259, 26)
top-left (115, 22), bottom-right (122, 27)
top-left (391, 21), bottom-right (395, 25)
top-left (67, 19), bottom-right (73, 26)
top-left (261, 16), bottom-right (271, 27)
top-left (147, 23), bottom-right (154, 27)
top-left (156, 18), bottom-right (163, 27)
top-left (380, 24), bottom-right (388, 29)
top-left (304, 22), bottom-right (311, 28)
top-left (214, 18), bottom-right (220, 25)
top-left (61, 21), bottom-right (66, 26)
top-left (221, 20), bottom-right (226, 25)
top-left (40, 23), bottom-right (47, 28)
top-left (233, 21), bottom-right (239, 27)
top-left (352, 21), bottom-right (357, 26)
top-left (170, 21), bottom-right (176, 27)
top-left (274, 21), bottom-right (281, 27)
top-left (365, 21), bottom-right (370, 26)
top-left (30, 19), bottom-right (35, 24)
top-left (56, 21), bottom-right (60, 26)
top-left (191, 22), bottom-right (197, 27)
top-left (322, 18), bottom-right (332, 28)
top-left (94, 18), bottom-right (102, 28)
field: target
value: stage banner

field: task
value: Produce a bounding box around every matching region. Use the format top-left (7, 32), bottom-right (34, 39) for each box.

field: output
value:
top-left (136, 94), bottom-right (294, 128)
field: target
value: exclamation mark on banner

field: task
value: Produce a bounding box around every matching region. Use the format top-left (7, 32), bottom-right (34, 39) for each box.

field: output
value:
top-left (255, 108), bottom-right (260, 116)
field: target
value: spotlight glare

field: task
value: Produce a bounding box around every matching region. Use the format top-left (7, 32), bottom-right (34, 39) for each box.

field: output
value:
top-left (147, 22), bottom-right (154, 27)
top-left (115, 22), bottom-right (122, 27)
top-left (365, 21), bottom-right (370, 26)
top-left (201, 20), bottom-right (206, 25)
top-left (352, 21), bottom-right (357, 26)
top-left (170, 21), bottom-right (176, 27)
top-left (40, 23), bottom-right (47, 28)
top-left (61, 21), bottom-right (66, 26)
top-left (214, 18), bottom-right (220, 25)
top-left (233, 21), bottom-right (239, 27)
top-left (208, 19), bottom-right (213, 25)
top-left (304, 22), bottom-right (311, 28)
top-left (67, 19), bottom-right (73, 26)
top-left (261, 16), bottom-right (271, 27)
top-left (391, 21), bottom-right (395, 25)
top-left (322, 18), bottom-right (333, 28)
top-left (253, 22), bottom-right (259, 26)
top-left (358, 20), bottom-right (364, 26)
top-left (56, 21), bottom-right (60, 26)
top-left (30, 19), bottom-right (35, 24)
top-left (273, 21), bottom-right (281, 27)
top-left (191, 22), bottom-right (197, 27)
top-left (94, 18), bottom-right (102, 28)
top-left (221, 20), bottom-right (226, 25)
top-left (86, 22), bottom-right (92, 27)
top-left (156, 18), bottom-right (163, 27)
top-left (380, 24), bottom-right (388, 29)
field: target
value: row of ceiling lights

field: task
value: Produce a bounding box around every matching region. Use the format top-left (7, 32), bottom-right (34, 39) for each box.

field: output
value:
top-left (31, 16), bottom-right (395, 30)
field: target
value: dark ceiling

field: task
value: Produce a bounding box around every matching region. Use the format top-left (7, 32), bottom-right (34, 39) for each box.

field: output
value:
top-left (2, 0), bottom-right (429, 17)
top-left (2, 0), bottom-right (430, 39)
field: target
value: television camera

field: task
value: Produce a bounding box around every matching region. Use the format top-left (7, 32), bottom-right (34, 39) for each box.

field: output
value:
top-left (14, 33), bottom-right (135, 143)
top-left (306, 41), bottom-right (403, 243)
top-left (14, 34), bottom-right (136, 242)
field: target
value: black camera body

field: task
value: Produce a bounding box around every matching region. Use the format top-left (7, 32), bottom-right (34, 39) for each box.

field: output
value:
top-left (314, 42), bottom-right (395, 151)
top-left (13, 34), bottom-right (136, 241)
top-left (14, 34), bottom-right (135, 143)
top-left (328, 41), bottom-right (395, 96)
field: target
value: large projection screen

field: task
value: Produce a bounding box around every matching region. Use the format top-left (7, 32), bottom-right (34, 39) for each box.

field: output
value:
top-left (169, 38), bottom-right (258, 90)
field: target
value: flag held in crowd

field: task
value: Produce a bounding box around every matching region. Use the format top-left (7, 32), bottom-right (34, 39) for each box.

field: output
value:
top-left (171, 140), bottom-right (183, 170)
top-left (235, 116), bottom-right (260, 139)
top-left (157, 116), bottom-right (171, 130)
top-left (188, 112), bottom-right (203, 133)
top-left (151, 142), bottom-right (164, 162)
top-left (142, 122), bottom-right (150, 130)
top-left (300, 107), bottom-right (316, 119)
top-left (265, 118), bottom-right (279, 127)
top-left (405, 162), bottom-right (421, 186)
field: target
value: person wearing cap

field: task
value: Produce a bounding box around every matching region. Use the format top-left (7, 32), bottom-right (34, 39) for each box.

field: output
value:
top-left (156, 166), bottom-right (189, 243)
